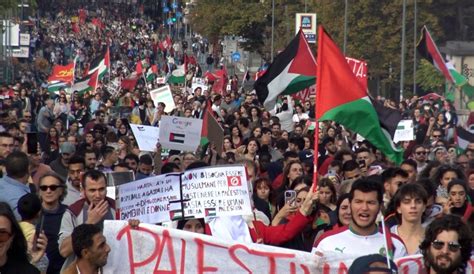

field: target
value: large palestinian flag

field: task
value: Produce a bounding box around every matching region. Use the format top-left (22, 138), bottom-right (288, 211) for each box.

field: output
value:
top-left (316, 26), bottom-right (403, 165)
top-left (255, 30), bottom-right (316, 110)
top-left (87, 47), bottom-right (110, 79)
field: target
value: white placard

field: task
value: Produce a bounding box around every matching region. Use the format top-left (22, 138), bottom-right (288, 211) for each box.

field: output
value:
top-left (158, 116), bottom-right (202, 152)
top-left (394, 119), bottom-right (414, 143)
top-left (191, 77), bottom-right (208, 93)
top-left (156, 77), bottom-right (166, 84)
top-left (149, 85), bottom-right (175, 113)
top-left (19, 33), bottom-right (30, 46)
top-left (180, 165), bottom-right (252, 219)
top-left (129, 124), bottom-right (160, 152)
top-left (118, 174), bottom-right (181, 224)
top-left (10, 47), bottom-right (29, 58)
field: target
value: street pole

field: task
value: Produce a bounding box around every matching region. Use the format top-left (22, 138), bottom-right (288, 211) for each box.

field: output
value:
top-left (271, 0), bottom-right (275, 62)
top-left (304, 0), bottom-right (307, 13)
top-left (413, 0), bottom-right (417, 95)
top-left (343, 0), bottom-right (348, 55)
top-left (400, 0), bottom-right (407, 102)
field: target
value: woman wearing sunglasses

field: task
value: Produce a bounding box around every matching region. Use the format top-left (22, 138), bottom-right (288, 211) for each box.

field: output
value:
top-left (38, 173), bottom-right (68, 274)
top-left (0, 202), bottom-right (41, 273)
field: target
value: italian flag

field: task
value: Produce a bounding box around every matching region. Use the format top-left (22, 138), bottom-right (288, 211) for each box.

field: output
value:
top-left (316, 26), bottom-right (403, 165)
top-left (87, 47), bottom-right (110, 80)
top-left (255, 30), bottom-right (316, 110)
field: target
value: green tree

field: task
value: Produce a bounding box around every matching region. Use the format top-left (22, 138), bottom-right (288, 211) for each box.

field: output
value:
top-left (416, 59), bottom-right (445, 92)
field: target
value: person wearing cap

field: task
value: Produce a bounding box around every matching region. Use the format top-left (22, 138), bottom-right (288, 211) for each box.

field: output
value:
top-left (420, 215), bottom-right (472, 274)
top-left (49, 142), bottom-right (76, 181)
top-left (348, 254), bottom-right (398, 273)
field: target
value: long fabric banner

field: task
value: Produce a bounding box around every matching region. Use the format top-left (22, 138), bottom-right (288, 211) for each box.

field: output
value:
top-left (103, 221), bottom-right (474, 274)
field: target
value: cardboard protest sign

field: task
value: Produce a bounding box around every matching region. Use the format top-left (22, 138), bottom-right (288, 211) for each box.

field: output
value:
top-left (180, 165), bottom-right (252, 219)
top-left (159, 116), bottom-right (202, 152)
top-left (394, 120), bottom-right (414, 143)
top-left (118, 173), bottom-right (181, 224)
top-left (103, 220), bottom-right (319, 273)
top-left (129, 124), bottom-right (160, 151)
top-left (149, 85), bottom-right (175, 113)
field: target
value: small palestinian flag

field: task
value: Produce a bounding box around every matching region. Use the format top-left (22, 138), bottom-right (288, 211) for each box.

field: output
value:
top-left (169, 133), bottom-right (185, 143)
top-left (169, 209), bottom-right (183, 221)
top-left (455, 126), bottom-right (474, 153)
top-left (254, 29), bottom-right (316, 110)
top-left (205, 208), bottom-right (217, 217)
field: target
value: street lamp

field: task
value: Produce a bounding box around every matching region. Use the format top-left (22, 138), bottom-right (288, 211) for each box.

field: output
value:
top-left (400, 0), bottom-right (407, 101)
top-left (271, 0), bottom-right (275, 62)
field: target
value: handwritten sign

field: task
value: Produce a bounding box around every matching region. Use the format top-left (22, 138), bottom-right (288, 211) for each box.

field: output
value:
top-left (180, 165), bottom-right (252, 219)
top-left (118, 174), bottom-right (181, 224)
top-left (159, 116), bottom-right (202, 152)
top-left (103, 221), bottom-right (474, 274)
top-left (191, 77), bottom-right (208, 93)
top-left (149, 85), bottom-right (175, 113)
top-left (394, 120), bottom-right (414, 143)
top-left (129, 124), bottom-right (160, 152)
top-left (103, 220), bottom-right (318, 274)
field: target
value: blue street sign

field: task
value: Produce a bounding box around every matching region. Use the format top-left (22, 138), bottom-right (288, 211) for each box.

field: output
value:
top-left (232, 52), bottom-right (241, 62)
top-left (163, 7), bottom-right (170, 13)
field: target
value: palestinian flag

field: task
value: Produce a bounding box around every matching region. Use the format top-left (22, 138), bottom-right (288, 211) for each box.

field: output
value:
top-left (205, 208), bottom-right (217, 217)
top-left (146, 65), bottom-right (158, 81)
top-left (169, 133), bottom-right (185, 143)
top-left (168, 65), bottom-right (185, 84)
top-left (255, 30), bottom-right (316, 110)
top-left (455, 126), bottom-right (474, 153)
top-left (316, 26), bottom-right (403, 165)
top-left (47, 81), bottom-right (70, 93)
top-left (87, 47), bottom-right (110, 79)
top-left (417, 26), bottom-right (455, 83)
top-left (169, 209), bottom-right (183, 221)
top-left (70, 70), bottom-right (99, 95)
top-left (48, 63), bottom-right (75, 83)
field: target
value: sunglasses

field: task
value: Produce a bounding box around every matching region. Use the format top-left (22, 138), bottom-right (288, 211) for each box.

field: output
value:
top-left (431, 240), bottom-right (461, 252)
top-left (0, 230), bottom-right (12, 242)
top-left (39, 185), bottom-right (64, 191)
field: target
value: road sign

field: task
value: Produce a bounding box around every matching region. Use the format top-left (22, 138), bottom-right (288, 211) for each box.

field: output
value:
top-left (232, 52), bottom-right (241, 62)
top-left (295, 13), bottom-right (317, 43)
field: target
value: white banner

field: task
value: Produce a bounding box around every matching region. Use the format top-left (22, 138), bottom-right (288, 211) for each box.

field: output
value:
top-left (129, 124), bottom-right (160, 152)
top-left (191, 77), bottom-right (208, 93)
top-left (119, 173), bottom-right (181, 224)
top-left (149, 85), bottom-right (175, 113)
top-left (103, 220), bottom-right (319, 274)
top-left (159, 116), bottom-right (202, 152)
top-left (102, 221), bottom-right (474, 274)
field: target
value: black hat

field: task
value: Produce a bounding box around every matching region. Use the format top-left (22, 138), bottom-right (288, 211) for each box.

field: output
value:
top-left (348, 254), bottom-right (397, 274)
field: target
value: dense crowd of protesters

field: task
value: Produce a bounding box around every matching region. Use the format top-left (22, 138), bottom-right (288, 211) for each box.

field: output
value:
top-left (0, 1), bottom-right (473, 273)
